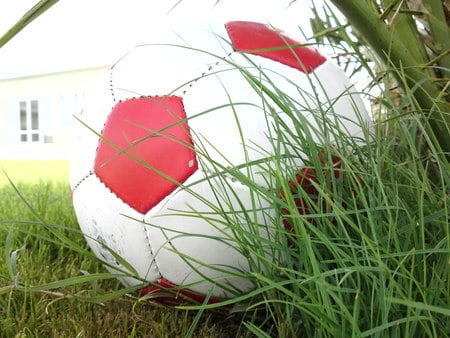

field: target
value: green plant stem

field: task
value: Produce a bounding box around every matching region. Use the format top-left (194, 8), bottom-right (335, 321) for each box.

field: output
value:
top-left (0, 0), bottom-right (60, 49)
top-left (424, 0), bottom-right (450, 79)
top-left (381, 0), bottom-right (430, 68)
top-left (330, 0), bottom-right (450, 160)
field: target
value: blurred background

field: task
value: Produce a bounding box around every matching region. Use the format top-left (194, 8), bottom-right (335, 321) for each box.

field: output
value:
top-left (0, 0), bottom-right (313, 183)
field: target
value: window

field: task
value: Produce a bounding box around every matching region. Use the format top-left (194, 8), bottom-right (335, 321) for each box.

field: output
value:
top-left (19, 100), bottom-right (40, 142)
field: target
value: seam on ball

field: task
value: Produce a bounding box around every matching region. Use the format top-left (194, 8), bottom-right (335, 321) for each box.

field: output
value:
top-left (180, 52), bottom-right (233, 98)
top-left (141, 222), bottom-right (163, 281)
top-left (72, 170), bottom-right (94, 192)
top-left (109, 69), bottom-right (116, 103)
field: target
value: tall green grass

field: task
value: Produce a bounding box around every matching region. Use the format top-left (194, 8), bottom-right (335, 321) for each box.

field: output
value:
top-left (170, 56), bottom-right (449, 336)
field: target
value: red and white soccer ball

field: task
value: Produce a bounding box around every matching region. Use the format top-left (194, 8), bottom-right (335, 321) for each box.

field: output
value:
top-left (70, 21), bottom-right (370, 303)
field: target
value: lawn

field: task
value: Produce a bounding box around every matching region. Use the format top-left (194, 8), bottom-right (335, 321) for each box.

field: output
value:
top-left (0, 180), bottom-right (238, 337)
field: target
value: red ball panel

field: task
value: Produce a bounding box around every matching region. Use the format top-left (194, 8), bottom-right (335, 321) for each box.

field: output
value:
top-left (280, 151), bottom-right (343, 229)
top-left (94, 96), bottom-right (198, 214)
top-left (225, 20), bottom-right (326, 73)
top-left (140, 278), bottom-right (223, 305)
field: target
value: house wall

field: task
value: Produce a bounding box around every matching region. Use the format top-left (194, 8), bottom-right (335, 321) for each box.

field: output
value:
top-left (0, 66), bottom-right (107, 159)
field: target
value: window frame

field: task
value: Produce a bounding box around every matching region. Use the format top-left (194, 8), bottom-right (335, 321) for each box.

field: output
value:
top-left (19, 99), bottom-right (40, 143)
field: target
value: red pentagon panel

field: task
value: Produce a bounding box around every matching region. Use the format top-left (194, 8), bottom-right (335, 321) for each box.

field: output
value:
top-left (140, 278), bottom-right (222, 305)
top-left (225, 21), bottom-right (326, 73)
top-left (94, 96), bottom-right (198, 214)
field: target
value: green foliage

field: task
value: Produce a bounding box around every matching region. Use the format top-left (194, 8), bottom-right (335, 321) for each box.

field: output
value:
top-left (175, 53), bottom-right (449, 336)
top-left (324, 0), bottom-right (450, 159)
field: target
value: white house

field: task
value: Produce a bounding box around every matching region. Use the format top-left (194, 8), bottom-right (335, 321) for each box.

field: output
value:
top-left (0, 66), bottom-right (107, 160)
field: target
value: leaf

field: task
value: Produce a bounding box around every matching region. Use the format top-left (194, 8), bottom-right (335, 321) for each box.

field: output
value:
top-left (0, 0), bottom-right (60, 49)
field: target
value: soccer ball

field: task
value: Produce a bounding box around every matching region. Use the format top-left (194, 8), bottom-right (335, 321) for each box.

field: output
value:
top-left (70, 20), bottom-right (370, 303)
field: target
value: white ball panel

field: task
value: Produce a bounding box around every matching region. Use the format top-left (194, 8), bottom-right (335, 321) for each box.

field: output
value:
top-left (70, 72), bottom-right (115, 189)
top-left (313, 60), bottom-right (371, 138)
top-left (72, 174), bottom-right (160, 286)
top-left (110, 45), bottom-right (207, 101)
top-left (109, 22), bottom-right (230, 101)
top-left (144, 170), bottom-right (273, 298)
top-left (183, 52), bottom-right (316, 185)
